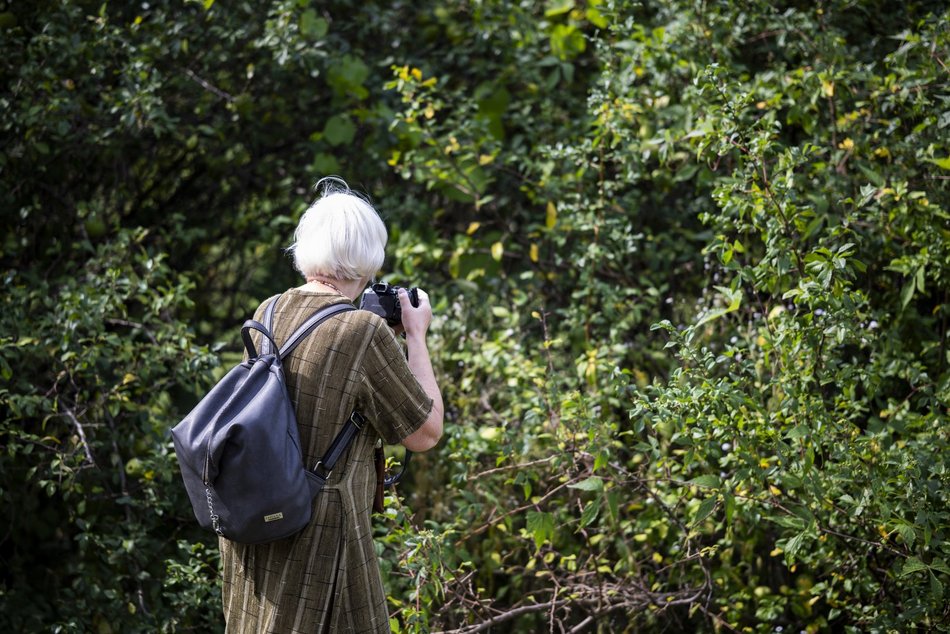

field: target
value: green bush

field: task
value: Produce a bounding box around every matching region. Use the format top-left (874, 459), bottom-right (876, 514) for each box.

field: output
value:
top-left (2, 1), bottom-right (947, 632)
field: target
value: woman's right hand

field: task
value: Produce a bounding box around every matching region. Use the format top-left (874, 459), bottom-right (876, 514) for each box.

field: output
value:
top-left (398, 287), bottom-right (431, 339)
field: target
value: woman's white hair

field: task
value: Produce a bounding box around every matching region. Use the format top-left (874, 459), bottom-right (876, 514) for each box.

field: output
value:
top-left (287, 177), bottom-right (388, 281)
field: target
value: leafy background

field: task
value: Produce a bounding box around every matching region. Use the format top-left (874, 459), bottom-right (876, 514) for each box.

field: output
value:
top-left (2, 0), bottom-right (948, 632)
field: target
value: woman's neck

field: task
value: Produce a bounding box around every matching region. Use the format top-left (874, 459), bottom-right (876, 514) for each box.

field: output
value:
top-left (303, 276), bottom-right (364, 302)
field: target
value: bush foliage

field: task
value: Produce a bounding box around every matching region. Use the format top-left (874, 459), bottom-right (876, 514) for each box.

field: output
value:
top-left (2, 1), bottom-right (948, 632)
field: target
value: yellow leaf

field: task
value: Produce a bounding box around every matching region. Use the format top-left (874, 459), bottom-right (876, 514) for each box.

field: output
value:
top-left (530, 243), bottom-right (539, 262)
top-left (411, 67), bottom-right (422, 81)
top-left (838, 138), bottom-right (854, 150)
top-left (478, 427), bottom-right (500, 441)
top-left (122, 373), bottom-right (137, 385)
top-left (546, 202), bottom-right (557, 229)
top-left (466, 221), bottom-right (480, 235)
top-left (769, 485), bottom-right (782, 496)
top-left (491, 241), bottom-right (504, 261)
top-left (478, 153), bottom-right (494, 165)
top-left (651, 552), bottom-right (663, 563)
top-left (423, 105), bottom-right (435, 119)
top-left (770, 547), bottom-right (783, 557)
top-left (821, 79), bottom-right (834, 97)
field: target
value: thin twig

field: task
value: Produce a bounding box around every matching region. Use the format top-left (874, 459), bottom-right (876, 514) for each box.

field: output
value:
top-left (436, 599), bottom-right (573, 634)
top-left (467, 456), bottom-right (556, 481)
top-left (62, 407), bottom-right (96, 467)
top-left (567, 616), bottom-right (595, 634)
top-left (185, 68), bottom-right (235, 101)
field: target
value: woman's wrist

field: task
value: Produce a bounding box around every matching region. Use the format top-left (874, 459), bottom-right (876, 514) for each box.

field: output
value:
top-left (404, 329), bottom-right (428, 345)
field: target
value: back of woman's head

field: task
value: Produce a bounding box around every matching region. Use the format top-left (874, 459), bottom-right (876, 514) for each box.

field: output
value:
top-left (288, 178), bottom-right (388, 281)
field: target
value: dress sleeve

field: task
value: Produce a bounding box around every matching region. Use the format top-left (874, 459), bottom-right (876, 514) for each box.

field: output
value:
top-left (360, 322), bottom-right (434, 445)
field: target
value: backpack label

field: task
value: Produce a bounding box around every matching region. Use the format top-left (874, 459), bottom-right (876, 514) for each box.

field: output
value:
top-left (264, 512), bottom-right (284, 523)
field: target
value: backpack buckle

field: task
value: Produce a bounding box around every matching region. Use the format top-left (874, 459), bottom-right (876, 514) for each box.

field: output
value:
top-left (313, 460), bottom-right (332, 480)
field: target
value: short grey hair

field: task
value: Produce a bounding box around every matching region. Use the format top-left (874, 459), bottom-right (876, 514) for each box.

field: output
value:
top-left (287, 177), bottom-right (388, 281)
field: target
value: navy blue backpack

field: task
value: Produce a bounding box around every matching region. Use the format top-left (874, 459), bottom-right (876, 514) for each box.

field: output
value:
top-left (171, 297), bottom-right (363, 544)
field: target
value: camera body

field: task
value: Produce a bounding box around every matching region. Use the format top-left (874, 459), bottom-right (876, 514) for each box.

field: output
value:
top-left (360, 282), bottom-right (419, 326)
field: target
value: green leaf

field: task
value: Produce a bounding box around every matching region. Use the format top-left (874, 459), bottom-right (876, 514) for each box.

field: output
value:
top-left (586, 7), bottom-right (608, 28)
top-left (723, 491), bottom-right (736, 524)
top-left (526, 511), bottom-right (555, 550)
top-left (785, 424), bottom-right (809, 440)
top-left (544, 0), bottom-right (573, 17)
top-left (930, 559), bottom-right (950, 576)
top-left (688, 474), bottom-right (721, 489)
top-left (300, 9), bottom-right (328, 39)
top-left (327, 54), bottom-right (369, 98)
top-left (692, 496), bottom-right (718, 525)
top-left (788, 504), bottom-right (815, 523)
top-left (550, 24), bottom-right (586, 61)
top-left (895, 523), bottom-right (916, 548)
top-left (606, 491), bottom-right (619, 523)
top-left (900, 557), bottom-right (928, 577)
top-left (311, 152), bottom-right (339, 175)
top-left (323, 114), bottom-right (356, 146)
top-left (769, 515), bottom-right (806, 530)
top-left (784, 530), bottom-right (808, 562)
top-left (696, 288), bottom-right (742, 326)
top-left (569, 476), bottom-right (605, 492)
top-left (901, 277), bottom-right (915, 308)
top-left (926, 157), bottom-right (950, 170)
top-left (858, 164), bottom-right (884, 187)
top-left (930, 571), bottom-right (943, 601)
top-left (580, 500), bottom-right (600, 527)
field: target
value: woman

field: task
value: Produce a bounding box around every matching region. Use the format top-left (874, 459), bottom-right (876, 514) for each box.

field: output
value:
top-left (219, 178), bottom-right (444, 633)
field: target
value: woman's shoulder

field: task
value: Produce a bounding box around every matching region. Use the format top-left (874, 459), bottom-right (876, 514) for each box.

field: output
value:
top-left (252, 293), bottom-right (283, 321)
top-left (264, 288), bottom-right (391, 333)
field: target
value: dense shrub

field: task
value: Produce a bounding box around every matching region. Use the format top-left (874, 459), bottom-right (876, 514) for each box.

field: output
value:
top-left (2, 1), bottom-right (947, 632)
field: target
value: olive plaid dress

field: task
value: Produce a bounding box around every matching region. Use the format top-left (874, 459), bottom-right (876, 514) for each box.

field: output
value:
top-left (219, 288), bottom-right (433, 633)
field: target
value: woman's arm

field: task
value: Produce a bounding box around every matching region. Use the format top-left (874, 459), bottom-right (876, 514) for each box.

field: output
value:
top-left (397, 288), bottom-right (444, 452)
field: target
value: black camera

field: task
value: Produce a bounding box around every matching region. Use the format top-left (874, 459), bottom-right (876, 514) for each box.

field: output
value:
top-left (360, 282), bottom-right (419, 326)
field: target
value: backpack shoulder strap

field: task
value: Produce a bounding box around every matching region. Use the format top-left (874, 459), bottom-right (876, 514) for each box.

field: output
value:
top-left (256, 295), bottom-right (354, 359)
top-left (279, 302), bottom-right (356, 360)
top-left (257, 295), bottom-right (281, 357)
top-left (241, 320), bottom-right (279, 360)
